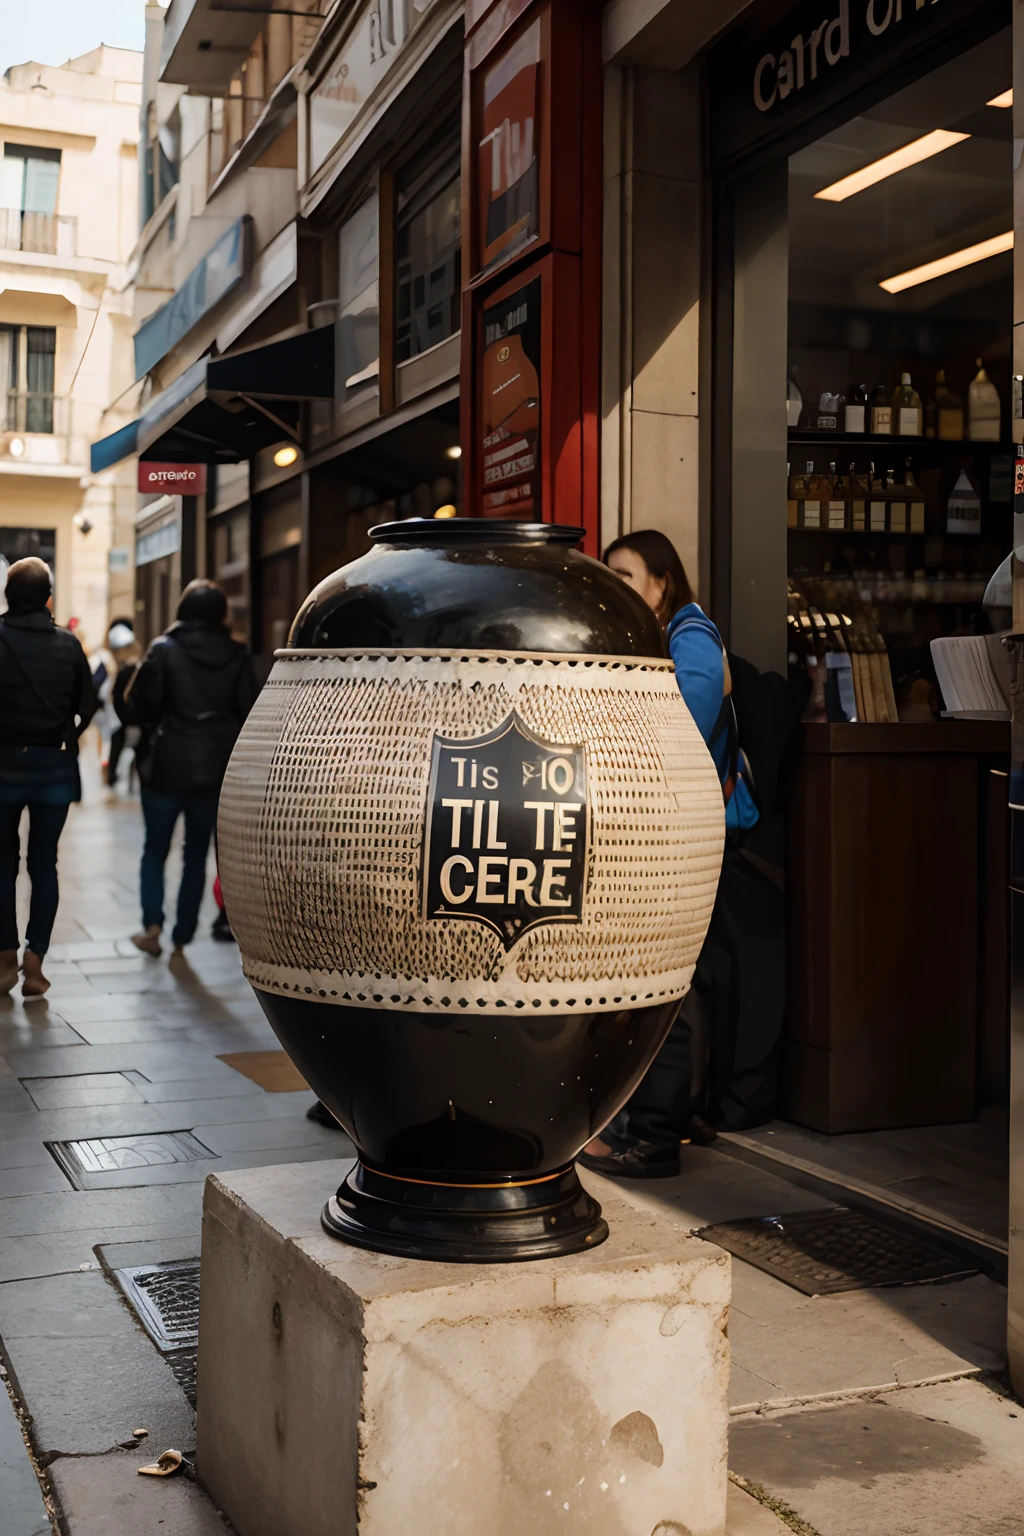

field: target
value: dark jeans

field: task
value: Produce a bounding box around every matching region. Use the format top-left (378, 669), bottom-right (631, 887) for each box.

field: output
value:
top-left (618, 850), bottom-right (786, 1146)
top-left (0, 799), bottom-right (71, 956)
top-left (140, 787), bottom-right (219, 946)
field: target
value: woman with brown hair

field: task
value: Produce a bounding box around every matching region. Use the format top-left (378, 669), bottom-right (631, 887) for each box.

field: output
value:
top-left (579, 530), bottom-right (766, 1179)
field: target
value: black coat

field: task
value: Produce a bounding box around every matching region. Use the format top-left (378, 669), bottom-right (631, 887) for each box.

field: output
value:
top-left (0, 611), bottom-right (98, 746)
top-left (124, 621), bottom-right (259, 795)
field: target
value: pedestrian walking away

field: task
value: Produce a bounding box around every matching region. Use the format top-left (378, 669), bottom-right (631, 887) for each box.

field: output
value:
top-left (122, 579), bottom-right (259, 957)
top-left (579, 529), bottom-right (797, 1181)
top-left (0, 557), bottom-right (99, 997)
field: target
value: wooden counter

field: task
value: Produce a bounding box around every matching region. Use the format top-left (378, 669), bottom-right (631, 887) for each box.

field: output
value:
top-left (784, 721), bottom-right (1009, 1134)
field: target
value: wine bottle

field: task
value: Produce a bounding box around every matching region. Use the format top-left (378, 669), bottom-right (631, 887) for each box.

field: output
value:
top-left (946, 467), bottom-right (981, 533)
top-left (904, 459), bottom-right (926, 534)
top-left (827, 460), bottom-right (845, 529)
top-left (849, 461), bottom-right (867, 531)
top-left (802, 460), bottom-right (821, 529)
top-left (787, 462), bottom-right (800, 528)
top-left (936, 371), bottom-right (964, 440)
top-left (845, 385), bottom-right (868, 435)
top-left (817, 392), bottom-right (840, 432)
top-left (868, 461), bottom-right (887, 531)
top-left (887, 467), bottom-right (906, 532)
top-left (968, 360), bottom-right (1001, 442)
top-left (870, 385), bottom-right (893, 435)
top-left (893, 372), bottom-right (922, 437)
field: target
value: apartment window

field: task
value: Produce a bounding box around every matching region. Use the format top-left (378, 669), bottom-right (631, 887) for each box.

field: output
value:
top-left (1, 325), bottom-right (57, 433)
top-left (0, 143), bottom-right (61, 254)
top-left (338, 193), bottom-right (379, 400)
top-left (395, 133), bottom-right (460, 364)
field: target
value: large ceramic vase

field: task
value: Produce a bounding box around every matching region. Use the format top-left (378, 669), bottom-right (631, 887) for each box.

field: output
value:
top-left (218, 519), bottom-right (723, 1261)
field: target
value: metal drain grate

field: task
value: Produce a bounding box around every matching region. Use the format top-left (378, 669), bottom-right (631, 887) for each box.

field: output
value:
top-left (47, 1131), bottom-right (216, 1190)
top-left (114, 1259), bottom-right (201, 1350)
top-left (693, 1206), bottom-right (979, 1295)
top-left (114, 1259), bottom-right (201, 1409)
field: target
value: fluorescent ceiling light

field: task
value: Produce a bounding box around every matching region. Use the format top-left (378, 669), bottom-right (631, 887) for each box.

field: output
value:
top-left (987, 89), bottom-right (1013, 107)
top-left (879, 230), bottom-right (1013, 294)
top-left (814, 129), bottom-right (970, 202)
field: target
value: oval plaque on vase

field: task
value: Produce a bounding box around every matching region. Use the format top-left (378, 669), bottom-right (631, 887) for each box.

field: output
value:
top-left (218, 520), bottom-right (724, 1261)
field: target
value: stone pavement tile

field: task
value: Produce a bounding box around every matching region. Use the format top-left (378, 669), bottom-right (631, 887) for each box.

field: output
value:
top-left (0, 1182), bottom-right (204, 1240)
top-left (726, 1481), bottom-right (790, 1534)
top-left (0, 1222), bottom-right (202, 1284)
top-left (728, 1377), bottom-right (1024, 1536)
top-left (66, 1142), bottom-right (345, 1191)
top-left (726, 1266), bottom-right (1005, 1405)
top-left (0, 1016), bottom-right (87, 1051)
top-left (95, 1234), bottom-right (201, 1271)
top-left (0, 1088), bottom-right (319, 1147)
top-left (0, 1140), bottom-right (60, 1170)
top-left (0, 1372), bottom-right (50, 1536)
top-left (136, 1075), bottom-right (266, 1104)
top-left (0, 1164), bottom-right (72, 1199)
top-left (49, 1444), bottom-right (230, 1536)
top-left (1, 1041), bottom-right (250, 1083)
top-left (0, 1059), bottom-right (35, 1116)
top-left (36, 994), bottom-right (161, 1024)
top-left (22, 1074), bottom-right (145, 1110)
top-left (75, 958), bottom-right (151, 977)
top-left (47, 942), bottom-right (120, 962)
top-left (194, 1114), bottom-right (346, 1155)
top-left (0, 1270), bottom-right (195, 1454)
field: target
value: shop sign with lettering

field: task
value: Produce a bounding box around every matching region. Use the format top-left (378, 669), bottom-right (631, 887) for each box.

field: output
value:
top-left (709, 0), bottom-right (983, 167)
top-left (476, 17), bottom-right (541, 276)
top-left (138, 461), bottom-right (207, 494)
top-left (422, 714), bottom-right (588, 949)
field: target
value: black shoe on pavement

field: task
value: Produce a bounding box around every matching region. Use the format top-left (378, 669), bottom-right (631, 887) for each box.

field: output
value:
top-left (211, 910), bottom-right (235, 943)
top-left (577, 1140), bottom-right (681, 1179)
top-left (306, 1098), bottom-right (343, 1129)
top-left (689, 1114), bottom-right (718, 1146)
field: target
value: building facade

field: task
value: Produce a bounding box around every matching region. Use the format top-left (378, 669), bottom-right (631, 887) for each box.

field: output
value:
top-left (0, 46), bottom-right (142, 645)
top-left (89, 0), bottom-right (1024, 1392)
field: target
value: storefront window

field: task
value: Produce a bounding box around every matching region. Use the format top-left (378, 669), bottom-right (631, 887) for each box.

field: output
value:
top-left (210, 508), bottom-right (250, 642)
top-left (784, 29), bottom-right (1011, 722)
top-left (395, 137), bottom-right (461, 363)
top-left (338, 192), bottom-right (379, 400)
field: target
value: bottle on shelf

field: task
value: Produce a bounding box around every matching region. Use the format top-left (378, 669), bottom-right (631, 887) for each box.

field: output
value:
top-left (802, 461), bottom-right (822, 529)
top-left (827, 462), bottom-right (846, 529)
top-left (792, 454), bottom-right (816, 528)
top-left (787, 376), bottom-right (803, 429)
top-left (849, 461), bottom-right (868, 531)
top-left (868, 461), bottom-right (887, 531)
top-left (870, 385), bottom-right (893, 436)
top-left (816, 392), bottom-right (842, 432)
top-left (787, 462), bottom-right (803, 528)
top-left (928, 368), bottom-right (964, 440)
top-left (845, 385), bottom-right (868, 435)
top-left (968, 360), bottom-right (1001, 441)
top-left (893, 372), bottom-right (922, 437)
top-left (904, 459), bottom-right (926, 534)
top-left (946, 467), bottom-right (981, 533)
top-left (886, 466), bottom-right (906, 532)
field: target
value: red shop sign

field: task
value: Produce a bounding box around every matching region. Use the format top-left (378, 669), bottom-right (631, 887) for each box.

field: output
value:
top-left (138, 461), bottom-right (208, 494)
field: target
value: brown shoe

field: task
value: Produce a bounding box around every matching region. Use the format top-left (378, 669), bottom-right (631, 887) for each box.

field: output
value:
top-left (21, 951), bottom-right (50, 998)
top-left (0, 949), bottom-right (18, 995)
top-left (131, 925), bottom-right (163, 957)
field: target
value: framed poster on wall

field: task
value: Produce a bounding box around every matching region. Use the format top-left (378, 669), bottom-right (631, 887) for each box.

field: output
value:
top-left (479, 276), bottom-right (542, 516)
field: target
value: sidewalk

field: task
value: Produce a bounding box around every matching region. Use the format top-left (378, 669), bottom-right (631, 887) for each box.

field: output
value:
top-left (0, 757), bottom-right (1019, 1535)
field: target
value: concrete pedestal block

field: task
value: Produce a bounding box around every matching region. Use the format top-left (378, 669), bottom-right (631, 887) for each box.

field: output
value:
top-left (196, 1161), bottom-right (731, 1536)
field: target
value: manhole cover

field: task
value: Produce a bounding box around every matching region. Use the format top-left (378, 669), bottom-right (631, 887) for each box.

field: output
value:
top-left (47, 1132), bottom-right (216, 1190)
top-left (114, 1260), bottom-right (201, 1409)
top-left (693, 1206), bottom-right (979, 1295)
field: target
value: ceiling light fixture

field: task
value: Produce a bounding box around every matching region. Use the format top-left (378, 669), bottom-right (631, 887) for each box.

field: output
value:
top-left (987, 89), bottom-right (1013, 107)
top-left (879, 229), bottom-right (1013, 294)
top-left (445, 445), bottom-right (462, 459)
top-left (433, 504), bottom-right (458, 518)
top-left (814, 128), bottom-right (969, 202)
top-left (273, 444), bottom-right (299, 468)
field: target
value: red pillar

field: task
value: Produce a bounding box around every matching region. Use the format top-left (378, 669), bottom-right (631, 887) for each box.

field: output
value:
top-left (459, 0), bottom-right (602, 556)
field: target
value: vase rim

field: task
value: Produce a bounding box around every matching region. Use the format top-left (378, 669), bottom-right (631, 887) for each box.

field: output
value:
top-left (369, 517), bottom-right (586, 546)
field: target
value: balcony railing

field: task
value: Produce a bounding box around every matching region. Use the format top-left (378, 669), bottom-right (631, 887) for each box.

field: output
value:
top-left (3, 391), bottom-right (69, 438)
top-left (0, 210), bottom-right (78, 257)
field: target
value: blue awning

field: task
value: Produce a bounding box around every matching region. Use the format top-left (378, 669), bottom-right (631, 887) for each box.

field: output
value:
top-left (90, 324), bottom-right (335, 474)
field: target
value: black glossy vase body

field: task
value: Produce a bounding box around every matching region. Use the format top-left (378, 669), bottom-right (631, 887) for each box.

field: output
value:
top-left (218, 520), bottom-right (723, 1261)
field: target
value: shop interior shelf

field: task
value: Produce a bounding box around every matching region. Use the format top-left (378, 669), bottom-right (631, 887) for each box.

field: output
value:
top-left (787, 432), bottom-right (1013, 452)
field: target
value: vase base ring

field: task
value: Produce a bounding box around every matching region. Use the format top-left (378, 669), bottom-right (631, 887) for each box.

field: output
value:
top-left (321, 1159), bottom-right (608, 1263)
